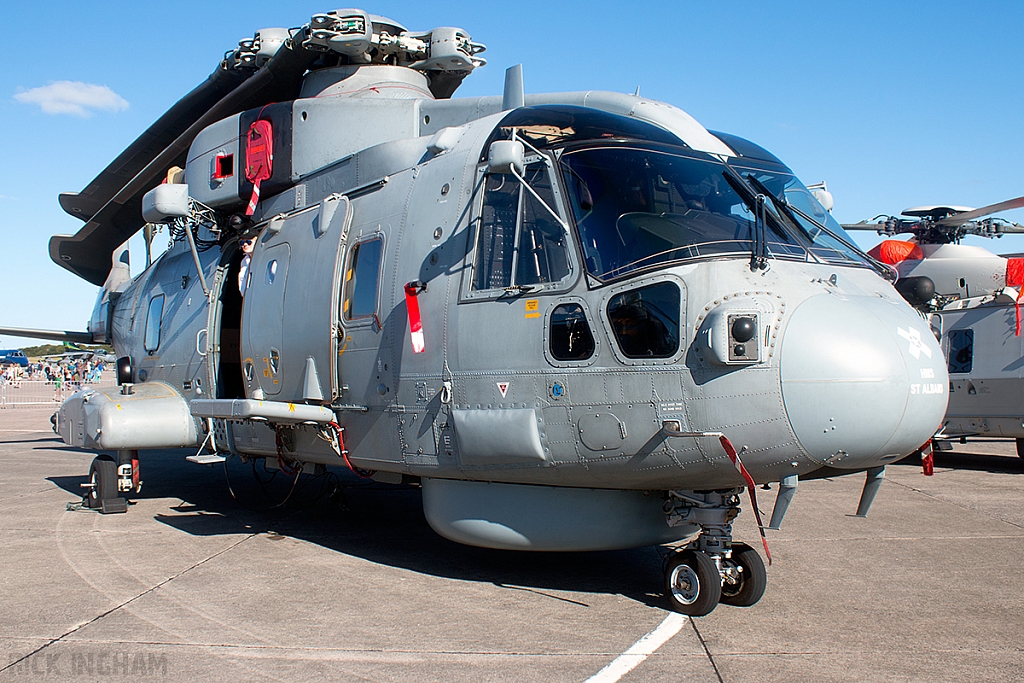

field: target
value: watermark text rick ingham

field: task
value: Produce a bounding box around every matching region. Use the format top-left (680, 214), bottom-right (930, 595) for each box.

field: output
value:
top-left (8, 650), bottom-right (168, 677)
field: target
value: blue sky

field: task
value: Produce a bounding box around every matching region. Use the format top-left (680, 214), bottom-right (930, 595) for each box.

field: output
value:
top-left (1, 1), bottom-right (1022, 346)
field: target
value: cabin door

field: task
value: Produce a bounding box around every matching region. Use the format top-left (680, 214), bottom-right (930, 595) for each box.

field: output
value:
top-left (240, 196), bottom-right (351, 402)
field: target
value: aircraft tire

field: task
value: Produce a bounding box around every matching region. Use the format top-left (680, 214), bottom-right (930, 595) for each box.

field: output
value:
top-left (87, 456), bottom-right (117, 509)
top-left (719, 542), bottom-right (767, 607)
top-left (1016, 438), bottom-right (1024, 459)
top-left (664, 549), bottom-right (721, 616)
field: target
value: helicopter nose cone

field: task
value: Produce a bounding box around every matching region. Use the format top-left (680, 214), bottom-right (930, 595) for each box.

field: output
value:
top-left (780, 294), bottom-right (948, 468)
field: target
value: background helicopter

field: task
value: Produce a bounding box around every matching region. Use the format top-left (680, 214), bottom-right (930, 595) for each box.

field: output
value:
top-left (0, 8), bottom-right (948, 617)
top-left (844, 196), bottom-right (1024, 455)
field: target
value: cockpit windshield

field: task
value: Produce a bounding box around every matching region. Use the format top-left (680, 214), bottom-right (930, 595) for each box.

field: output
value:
top-left (737, 167), bottom-right (865, 266)
top-left (559, 145), bottom-right (874, 282)
top-left (560, 146), bottom-right (807, 281)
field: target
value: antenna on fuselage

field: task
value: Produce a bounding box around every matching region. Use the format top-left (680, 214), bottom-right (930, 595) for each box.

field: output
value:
top-left (502, 64), bottom-right (524, 110)
top-left (143, 223), bottom-right (154, 269)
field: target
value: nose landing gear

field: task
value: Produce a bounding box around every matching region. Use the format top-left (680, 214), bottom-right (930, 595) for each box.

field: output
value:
top-left (80, 450), bottom-right (139, 514)
top-left (663, 489), bottom-right (768, 616)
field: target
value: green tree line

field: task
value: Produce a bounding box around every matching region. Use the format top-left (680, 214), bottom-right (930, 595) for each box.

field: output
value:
top-left (17, 344), bottom-right (114, 358)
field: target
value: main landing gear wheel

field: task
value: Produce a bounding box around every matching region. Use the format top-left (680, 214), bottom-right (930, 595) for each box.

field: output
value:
top-left (719, 542), bottom-right (767, 607)
top-left (664, 549), bottom-right (721, 616)
top-left (87, 455), bottom-right (116, 509)
top-left (1016, 438), bottom-right (1024, 459)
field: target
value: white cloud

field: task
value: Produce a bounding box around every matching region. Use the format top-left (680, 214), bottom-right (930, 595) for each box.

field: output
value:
top-left (14, 81), bottom-right (129, 117)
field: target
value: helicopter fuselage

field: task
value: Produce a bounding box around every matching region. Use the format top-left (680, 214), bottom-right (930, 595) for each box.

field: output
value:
top-left (53, 63), bottom-right (947, 555)
top-left (24, 10), bottom-right (956, 615)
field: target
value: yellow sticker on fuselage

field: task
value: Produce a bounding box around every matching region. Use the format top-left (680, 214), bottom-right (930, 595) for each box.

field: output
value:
top-left (525, 299), bottom-right (540, 319)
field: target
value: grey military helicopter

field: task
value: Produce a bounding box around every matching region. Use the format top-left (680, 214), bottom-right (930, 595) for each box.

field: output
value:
top-left (843, 198), bottom-right (1024, 457)
top-left (1, 9), bottom-right (947, 616)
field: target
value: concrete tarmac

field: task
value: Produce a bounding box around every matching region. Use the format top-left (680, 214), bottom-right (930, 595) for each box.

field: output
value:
top-left (1, 406), bottom-right (1021, 682)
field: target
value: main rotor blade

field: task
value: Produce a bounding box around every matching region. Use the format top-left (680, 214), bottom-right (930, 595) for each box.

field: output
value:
top-left (0, 327), bottom-right (94, 344)
top-left (935, 195), bottom-right (1024, 226)
top-left (58, 64), bottom-right (253, 222)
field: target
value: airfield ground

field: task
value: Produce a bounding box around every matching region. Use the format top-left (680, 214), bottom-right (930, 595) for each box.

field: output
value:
top-left (0, 405), bottom-right (1021, 683)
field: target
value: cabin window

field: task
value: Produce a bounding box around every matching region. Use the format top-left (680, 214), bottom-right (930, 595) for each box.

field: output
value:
top-left (144, 294), bottom-right (165, 353)
top-left (549, 303), bottom-right (595, 361)
top-left (947, 329), bottom-right (973, 374)
top-left (607, 282), bottom-right (680, 358)
top-left (343, 238), bottom-right (383, 320)
top-left (473, 163), bottom-right (570, 291)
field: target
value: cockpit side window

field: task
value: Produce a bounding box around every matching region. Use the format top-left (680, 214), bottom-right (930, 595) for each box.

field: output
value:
top-left (472, 163), bottom-right (571, 292)
top-left (474, 174), bottom-right (519, 290)
top-left (517, 165), bottom-right (570, 286)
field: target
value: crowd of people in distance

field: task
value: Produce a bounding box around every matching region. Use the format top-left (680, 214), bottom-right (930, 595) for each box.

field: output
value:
top-left (0, 358), bottom-right (109, 404)
top-left (1, 363), bottom-right (21, 388)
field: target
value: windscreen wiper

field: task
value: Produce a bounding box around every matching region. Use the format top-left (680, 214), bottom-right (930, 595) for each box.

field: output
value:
top-left (721, 169), bottom-right (770, 271)
top-left (743, 175), bottom-right (806, 237)
top-left (744, 175), bottom-right (895, 281)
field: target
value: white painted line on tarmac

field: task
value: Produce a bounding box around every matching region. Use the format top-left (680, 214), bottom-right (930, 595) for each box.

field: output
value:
top-left (584, 612), bottom-right (687, 683)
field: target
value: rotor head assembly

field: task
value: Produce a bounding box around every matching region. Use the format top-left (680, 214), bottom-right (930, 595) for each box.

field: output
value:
top-left (845, 196), bottom-right (1024, 244)
top-left (302, 9), bottom-right (485, 73)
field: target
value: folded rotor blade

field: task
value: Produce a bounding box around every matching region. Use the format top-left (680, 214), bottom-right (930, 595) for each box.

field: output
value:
top-left (49, 38), bottom-right (319, 285)
top-left (58, 65), bottom-right (253, 222)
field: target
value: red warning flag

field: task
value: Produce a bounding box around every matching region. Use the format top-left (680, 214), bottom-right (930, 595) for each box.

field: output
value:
top-left (920, 439), bottom-right (934, 476)
top-left (404, 282), bottom-right (425, 353)
top-left (867, 239), bottom-right (924, 265)
top-left (245, 120), bottom-right (273, 216)
top-left (717, 434), bottom-right (772, 565)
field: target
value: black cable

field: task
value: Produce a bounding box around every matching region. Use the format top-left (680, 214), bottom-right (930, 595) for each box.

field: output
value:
top-left (222, 455), bottom-right (302, 512)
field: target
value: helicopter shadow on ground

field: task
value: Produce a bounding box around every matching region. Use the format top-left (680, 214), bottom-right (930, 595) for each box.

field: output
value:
top-left (44, 447), bottom-right (118, 497)
top-left (42, 443), bottom-right (102, 453)
top-left (2, 435), bottom-right (64, 446)
top-left (48, 474), bottom-right (89, 496)
top-left (106, 449), bottom-right (670, 611)
top-left (892, 448), bottom-right (1024, 475)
